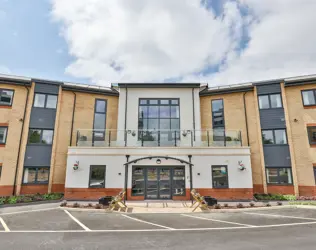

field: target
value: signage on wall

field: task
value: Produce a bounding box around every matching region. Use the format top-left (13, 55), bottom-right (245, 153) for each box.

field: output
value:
top-left (238, 161), bottom-right (246, 171)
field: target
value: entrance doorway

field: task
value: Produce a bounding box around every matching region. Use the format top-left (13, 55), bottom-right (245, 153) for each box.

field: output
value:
top-left (132, 166), bottom-right (186, 200)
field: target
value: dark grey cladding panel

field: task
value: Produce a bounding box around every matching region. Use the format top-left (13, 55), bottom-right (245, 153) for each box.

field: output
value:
top-left (35, 83), bottom-right (59, 94)
top-left (29, 108), bottom-right (56, 129)
top-left (259, 109), bottom-right (286, 129)
top-left (257, 84), bottom-right (281, 95)
top-left (263, 145), bottom-right (291, 167)
top-left (24, 145), bottom-right (52, 167)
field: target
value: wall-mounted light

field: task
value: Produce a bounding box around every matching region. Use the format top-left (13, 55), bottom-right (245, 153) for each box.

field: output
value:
top-left (197, 173), bottom-right (200, 176)
top-left (118, 173), bottom-right (122, 176)
top-left (156, 159), bottom-right (161, 164)
top-left (294, 118), bottom-right (298, 123)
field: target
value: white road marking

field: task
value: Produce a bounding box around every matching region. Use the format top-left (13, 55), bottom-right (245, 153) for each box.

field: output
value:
top-left (0, 207), bottom-right (58, 216)
top-left (64, 210), bottom-right (91, 231)
top-left (244, 212), bottom-right (316, 221)
top-left (121, 214), bottom-right (175, 230)
top-left (1, 220), bottom-right (316, 233)
top-left (0, 217), bottom-right (10, 232)
top-left (181, 214), bottom-right (256, 227)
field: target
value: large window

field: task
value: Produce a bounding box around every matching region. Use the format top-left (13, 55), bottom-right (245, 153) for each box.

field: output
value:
top-left (93, 99), bottom-right (107, 141)
top-left (258, 94), bottom-right (282, 109)
top-left (0, 127), bottom-right (8, 145)
top-left (211, 99), bottom-right (224, 127)
top-left (28, 129), bottom-right (54, 145)
top-left (173, 167), bottom-right (185, 196)
top-left (23, 167), bottom-right (50, 184)
top-left (262, 129), bottom-right (287, 145)
top-left (138, 99), bottom-right (180, 141)
top-left (302, 89), bottom-right (316, 106)
top-left (132, 167), bottom-right (145, 196)
top-left (89, 165), bottom-right (106, 188)
top-left (307, 126), bottom-right (316, 145)
top-left (266, 168), bottom-right (292, 185)
top-left (212, 166), bottom-right (228, 188)
top-left (33, 93), bottom-right (57, 109)
top-left (0, 89), bottom-right (14, 106)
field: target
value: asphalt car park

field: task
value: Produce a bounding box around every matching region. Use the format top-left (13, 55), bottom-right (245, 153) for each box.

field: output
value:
top-left (1, 206), bottom-right (316, 249)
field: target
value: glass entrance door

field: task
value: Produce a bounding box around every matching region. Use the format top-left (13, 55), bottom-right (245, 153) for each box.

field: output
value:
top-left (145, 167), bottom-right (172, 199)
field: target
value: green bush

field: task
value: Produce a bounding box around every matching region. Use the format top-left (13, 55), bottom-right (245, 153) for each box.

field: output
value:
top-left (7, 196), bottom-right (18, 204)
top-left (0, 197), bottom-right (5, 205)
top-left (254, 193), bottom-right (296, 201)
top-left (0, 193), bottom-right (63, 205)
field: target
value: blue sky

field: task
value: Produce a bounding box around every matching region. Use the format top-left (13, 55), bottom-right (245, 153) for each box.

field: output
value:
top-left (0, 0), bottom-right (90, 83)
top-left (0, 0), bottom-right (315, 86)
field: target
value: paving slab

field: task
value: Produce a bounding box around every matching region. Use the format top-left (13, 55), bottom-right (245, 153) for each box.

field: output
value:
top-left (2, 209), bottom-right (82, 231)
top-left (69, 211), bottom-right (163, 230)
top-left (129, 213), bottom-right (240, 229)
top-left (196, 211), bottom-right (313, 226)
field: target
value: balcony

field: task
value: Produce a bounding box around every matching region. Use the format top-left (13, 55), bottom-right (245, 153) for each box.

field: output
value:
top-left (75, 129), bottom-right (243, 147)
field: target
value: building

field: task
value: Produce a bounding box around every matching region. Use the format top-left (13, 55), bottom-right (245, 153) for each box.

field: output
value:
top-left (0, 74), bottom-right (316, 200)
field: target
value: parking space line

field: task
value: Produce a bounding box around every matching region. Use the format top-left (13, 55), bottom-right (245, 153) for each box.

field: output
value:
top-left (0, 207), bottom-right (58, 216)
top-left (181, 214), bottom-right (256, 227)
top-left (121, 214), bottom-right (175, 230)
top-left (64, 210), bottom-right (91, 231)
top-left (244, 212), bottom-right (316, 221)
top-left (0, 217), bottom-right (10, 232)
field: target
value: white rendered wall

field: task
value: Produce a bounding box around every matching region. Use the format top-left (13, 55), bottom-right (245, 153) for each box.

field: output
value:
top-left (66, 147), bottom-right (252, 189)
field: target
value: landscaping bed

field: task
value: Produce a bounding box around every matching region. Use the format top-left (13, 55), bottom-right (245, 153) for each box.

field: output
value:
top-left (254, 193), bottom-right (316, 201)
top-left (0, 193), bottom-right (64, 205)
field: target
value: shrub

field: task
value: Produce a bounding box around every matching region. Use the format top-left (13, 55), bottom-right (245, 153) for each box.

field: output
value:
top-left (283, 195), bottom-right (296, 201)
top-left (236, 203), bottom-right (244, 208)
top-left (95, 204), bottom-right (102, 209)
top-left (88, 203), bottom-right (93, 207)
top-left (214, 204), bottom-right (221, 209)
top-left (0, 197), bottom-right (5, 205)
top-left (266, 203), bottom-right (271, 207)
top-left (60, 201), bottom-right (67, 207)
top-left (224, 203), bottom-right (229, 208)
top-left (249, 202), bottom-right (255, 207)
top-left (7, 196), bottom-right (18, 204)
top-left (73, 202), bottom-right (80, 208)
top-left (277, 201), bottom-right (283, 206)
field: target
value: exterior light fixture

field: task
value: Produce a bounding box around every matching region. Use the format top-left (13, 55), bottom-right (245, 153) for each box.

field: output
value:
top-left (118, 173), bottom-right (122, 175)
top-left (156, 159), bottom-right (161, 164)
top-left (197, 173), bottom-right (200, 175)
top-left (131, 131), bottom-right (136, 136)
top-left (73, 161), bottom-right (79, 170)
top-left (238, 161), bottom-right (246, 171)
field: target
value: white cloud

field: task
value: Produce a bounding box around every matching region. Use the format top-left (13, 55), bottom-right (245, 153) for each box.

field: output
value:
top-left (51, 0), bottom-right (316, 86)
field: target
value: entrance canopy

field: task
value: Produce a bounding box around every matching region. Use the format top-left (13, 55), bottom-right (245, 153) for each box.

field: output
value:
top-left (124, 156), bottom-right (193, 166)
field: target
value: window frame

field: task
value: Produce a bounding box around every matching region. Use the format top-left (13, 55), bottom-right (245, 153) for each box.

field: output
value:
top-left (131, 166), bottom-right (145, 196)
top-left (89, 165), bottom-right (106, 188)
top-left (307, 126), bottom-right (316, 146)
top-left (258, 93), bottom-right (283, 109)
top-left (266, 167), bottom-right (293, 185)
top-left (22, 166), bottom-right (50, 185)
top-left (28, 128), bottom-right (54, 145)
top-left (138, 98), bottom-right (181, 140)
top-left (93, 99), bottom-right (107, 142)
top-left (0, 164), bottom-right (2, 180)
top-left (212, 165), bottom-right (229, 189)
top-left (301, 89), bottom-right (316, 107)
top-left (211, 99), bottom-right (225, 128)
top-left (261, 129), bottom-right (288, 145)
top-left (33, 93), bottom-right (58, 109)
top-left (0, 89), bottom-right (14, 106)
top-left (314, 167), bottom-right (316, 185)
top-left (0, 126), bottom-right (8, 145)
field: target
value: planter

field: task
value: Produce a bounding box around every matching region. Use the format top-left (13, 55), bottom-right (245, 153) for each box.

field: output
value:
top-left (99, 196), bottom-right (112, 206)
top-left (204, 196), bottom-right (217, 206)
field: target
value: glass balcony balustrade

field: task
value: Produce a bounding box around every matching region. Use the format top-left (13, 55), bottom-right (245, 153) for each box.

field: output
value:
top-left (75, 129), bottom-right (243, 147)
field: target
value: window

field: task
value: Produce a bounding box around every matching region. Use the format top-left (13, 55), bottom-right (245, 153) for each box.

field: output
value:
top-left (173, 167), bottom-right (185, 196)
top-left (266, 168), bottom-right (292, 184)
top-left (307, 126), bottom-right (316, 145)
top-left (132, 167), bottom-right (145, 196)
top-left (262, 129), bottom-right (287, 145)
top-left (211, 99), bottom-right (224, 127)
top-left (138, 99), bottom-right (180, 141)
top-left (0, 127), bottom-right (8, 144)
top-left (0, 89), bottom-right (14, 106)
top-left (212, 166), bottom-right (228, 188)
top-left (314, 167), bottom-right (316, 184)
top-left (0, 165), bottom-right (2, 179)
top-left (93, 99), bottom-right (107, 141)
top-left (258, 94), bottom-right (282, 109)
top-left (28, 129), bottom-right (54, 145)
top-left (302, 90), bottom-right (316, 106)
top-left (33, 93), bottom-right (57, 109)
top-left (23, 167), bottom-right (50, 184)
top-left (89, 165), bottom-right (106, 188)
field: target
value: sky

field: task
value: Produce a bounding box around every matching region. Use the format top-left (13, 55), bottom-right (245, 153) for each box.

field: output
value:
top-left (0, 0), bottom-right (316, 87)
